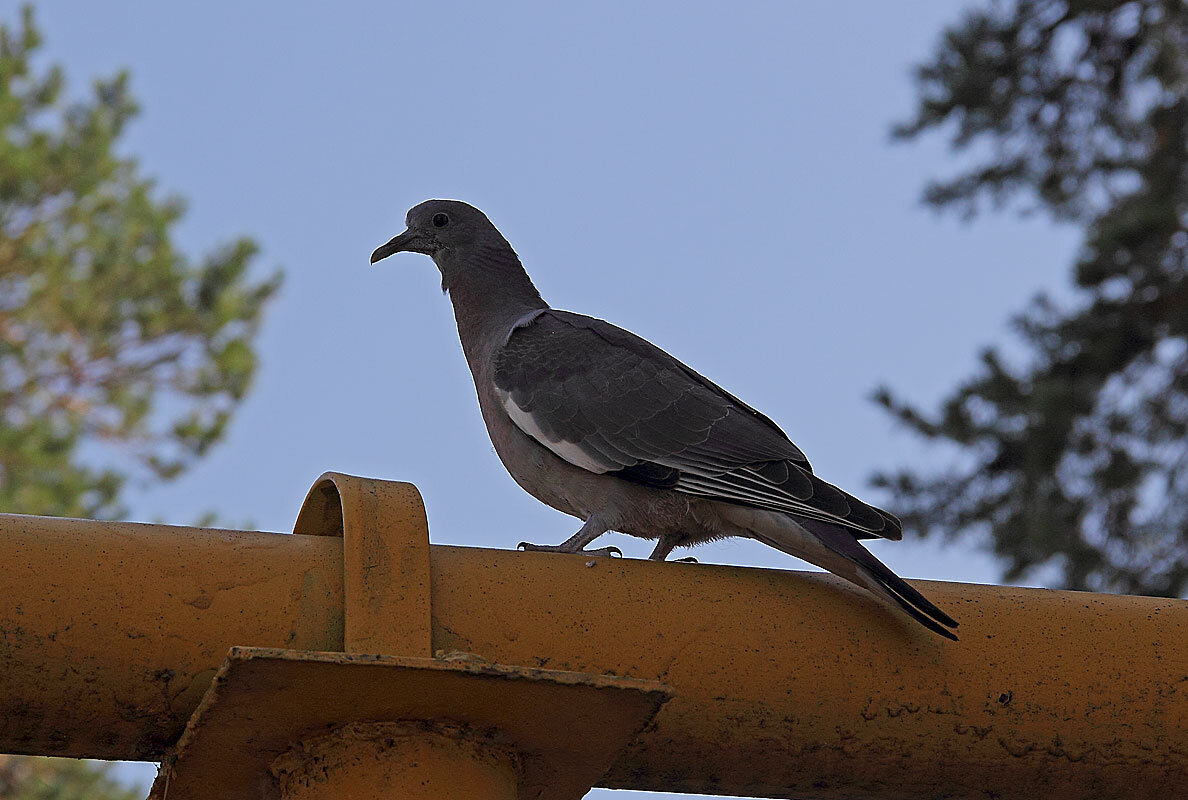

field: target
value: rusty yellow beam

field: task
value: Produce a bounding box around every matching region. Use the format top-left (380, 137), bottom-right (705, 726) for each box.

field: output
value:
top-left (0, 511), bottom-right (344, 757)
top-left (432, 547), bottom-right (1187, 798)
top-left (1, 477), bottom-right (1186, 798)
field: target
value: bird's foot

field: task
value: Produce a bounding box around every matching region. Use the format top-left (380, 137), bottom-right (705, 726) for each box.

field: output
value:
top-left (518, 541), bottom-right (622, 558)
top-left (673, 556), bottom-right (698, 563)
top-left (583, 547), bottom-right (623, 557)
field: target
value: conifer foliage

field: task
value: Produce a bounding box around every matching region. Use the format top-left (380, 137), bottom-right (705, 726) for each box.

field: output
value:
top-left (877, 0), bottom-right (1188, 596)
top-left (0, 6), bottom-right (280, 519)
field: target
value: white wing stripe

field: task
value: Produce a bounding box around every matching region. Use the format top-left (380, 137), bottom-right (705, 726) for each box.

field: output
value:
top-left (497, 388), bottom-right (612, 474)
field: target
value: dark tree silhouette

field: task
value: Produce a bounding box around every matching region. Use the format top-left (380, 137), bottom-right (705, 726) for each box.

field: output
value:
top-left (876, 0), bottom-right (1188, 596)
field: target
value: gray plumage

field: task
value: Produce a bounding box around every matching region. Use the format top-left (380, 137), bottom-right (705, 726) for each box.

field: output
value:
top-left (371, 199), bottom-right (958, 640)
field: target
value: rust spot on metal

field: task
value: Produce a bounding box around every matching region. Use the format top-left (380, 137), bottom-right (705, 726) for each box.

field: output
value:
top-left (186, 594), bottom-right (212, 610)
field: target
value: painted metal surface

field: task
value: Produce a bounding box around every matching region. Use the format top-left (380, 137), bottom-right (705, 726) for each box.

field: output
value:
top-left (0, 512), bottom-right (344, 758)
top-left (271, 722), bottom-right (519, 800)
top-left (293, 473), bottom-right (431, 656)
top-left (431, 547), bottom-right (1188, 798)
top-left (147, 647), bottom-right (671, 800)
top-left (1, 472), bottom-right (1186, 798)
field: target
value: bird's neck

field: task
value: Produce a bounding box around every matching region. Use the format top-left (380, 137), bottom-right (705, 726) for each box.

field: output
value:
top-left (441, 243), bottom-right (548, 366)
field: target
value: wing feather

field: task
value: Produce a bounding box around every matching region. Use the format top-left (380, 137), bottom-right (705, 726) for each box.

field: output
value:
top-left (494, 309), bottom-right (901, 540)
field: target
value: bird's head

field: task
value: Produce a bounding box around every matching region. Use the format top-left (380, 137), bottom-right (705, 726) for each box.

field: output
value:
top-left (370, 199), bottom-right (540, 302)
top-left (370, 199), bottom-right (499, 265)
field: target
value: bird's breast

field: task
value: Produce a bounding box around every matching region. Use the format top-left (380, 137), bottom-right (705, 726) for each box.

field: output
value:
top-left (473, 378), bottom-right (597, 519)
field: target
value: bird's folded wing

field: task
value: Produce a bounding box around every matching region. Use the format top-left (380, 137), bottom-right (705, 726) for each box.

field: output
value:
top-left (493, 309), bottom-right (901, 540)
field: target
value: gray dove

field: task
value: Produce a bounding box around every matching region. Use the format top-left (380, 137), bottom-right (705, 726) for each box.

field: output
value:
top-left (371, 199), bottom-right (958, 640)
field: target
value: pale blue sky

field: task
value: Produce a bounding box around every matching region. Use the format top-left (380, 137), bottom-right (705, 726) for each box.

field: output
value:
top-left (16, 2), bottom-right (1079, 797)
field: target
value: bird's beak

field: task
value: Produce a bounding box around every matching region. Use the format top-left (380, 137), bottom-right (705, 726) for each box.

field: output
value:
top-left (370, 229), bottom-right (432, 263)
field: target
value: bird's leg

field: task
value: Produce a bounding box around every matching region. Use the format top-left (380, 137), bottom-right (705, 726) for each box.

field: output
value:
top-left (647, 534), bottom-right (697, 563)
top-left (647, 535), bottom-right (679, 561)
top-left (518, 516), bottom-right (620, 557)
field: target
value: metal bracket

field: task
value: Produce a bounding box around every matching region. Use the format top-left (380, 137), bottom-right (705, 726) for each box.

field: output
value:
top-left (148, 647), bottom-right (672, 800)
top-left (148, 474), bottom-right (673, 799)
top-left (293, 472), bottom-right (431, 656)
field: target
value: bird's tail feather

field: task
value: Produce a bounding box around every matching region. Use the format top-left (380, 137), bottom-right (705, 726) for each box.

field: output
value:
top-left (751, 514), bottom-right (959, 641)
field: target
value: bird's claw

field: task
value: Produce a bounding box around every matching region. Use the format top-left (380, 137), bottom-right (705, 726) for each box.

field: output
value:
top-left (587, 546), bottom-right (622, 558)
top-left (518, 541), bottom-right (556, 553)
top-left (518, 542), bottom-right (622, 558)
top-left (674, 556), bottom-right (698, 563)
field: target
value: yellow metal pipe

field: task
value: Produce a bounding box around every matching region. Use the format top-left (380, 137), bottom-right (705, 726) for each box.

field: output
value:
top-left (432, 546), bottom-right (1188, 798)
top-left (1, 510), bottom-right (1185, 798)
top-left (0, 513), bottom-right (344, 758)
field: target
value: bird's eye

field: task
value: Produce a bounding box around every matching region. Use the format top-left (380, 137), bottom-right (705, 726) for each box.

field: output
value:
top-left (432, 213), bottom-right (449, 228)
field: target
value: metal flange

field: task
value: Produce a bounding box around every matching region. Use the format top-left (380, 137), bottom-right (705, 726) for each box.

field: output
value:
top-left (149, 647), bottom-right (672, 800)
